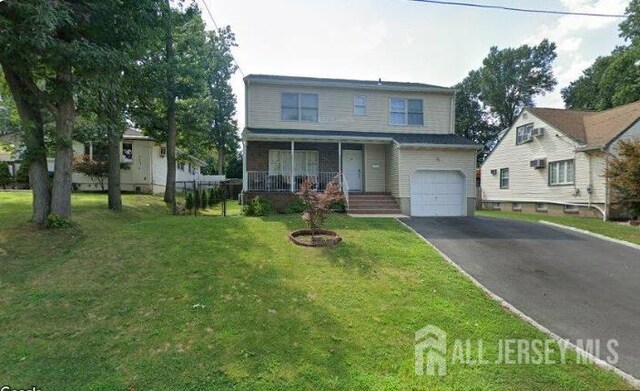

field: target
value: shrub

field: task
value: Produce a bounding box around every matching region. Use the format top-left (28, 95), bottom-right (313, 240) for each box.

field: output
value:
top-left (185, 192), bottom-right (194, 210)
top-left (607, 139), bottom-right (640, 220)
top-left (193, 189), bottom-right (201, 210)
top-left (201, 189), bottom-right (208, 209)
top-left (330, 199), bottom-right (346, 213)
top-left (208, 187), bottom-right (217, 207)
top-left (46, 214), bottom-right (75, 229)
top-left (285, 197), bottom-right (306, 214)
top-left (0, 162), bottom-right (11, 188)
top-left (243, 196), bottom-right (273, 216)
top-left (15, 163), bottom-right (29, 185)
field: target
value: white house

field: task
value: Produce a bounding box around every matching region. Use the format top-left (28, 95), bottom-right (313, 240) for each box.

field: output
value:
top-left (1, 129), bottom-right (215, 193)
top-left (242, 74), bottom-right (479, 216)
top-left (481, 101), bottom-right (640, 219)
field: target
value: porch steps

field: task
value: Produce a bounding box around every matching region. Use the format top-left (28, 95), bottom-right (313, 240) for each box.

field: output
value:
top-left (347, 192), bottom-right (402, 216)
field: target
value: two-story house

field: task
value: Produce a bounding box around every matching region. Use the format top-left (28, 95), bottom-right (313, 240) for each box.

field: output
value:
top-left (481, 101), bottom-right (640, 220)
top-left (241, 74), bottom-right (479, 216)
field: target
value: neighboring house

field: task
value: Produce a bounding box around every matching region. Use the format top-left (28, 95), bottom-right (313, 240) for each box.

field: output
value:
top-left (1, 129), bottom-right (215, 193)
top-left (242, 74), bottom-right (479, 216)
top-left (481, 101), bottom-right (640, 219)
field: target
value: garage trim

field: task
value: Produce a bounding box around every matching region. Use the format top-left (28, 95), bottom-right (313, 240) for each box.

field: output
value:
top-left (409, 169), bottom-right (467, 217)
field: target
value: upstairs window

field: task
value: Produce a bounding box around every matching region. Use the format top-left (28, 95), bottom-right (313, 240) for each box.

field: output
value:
top-left (549, 159), bottom-right (574, 186)
top-left (354, 95), bottom-right (367, 116)
top-left (390, 98), bottom-right (424, 126)
top-left (516, 123), bottom-right (534, 144)
top-left (281, 93), bottom-right (318, 122)
top-left (500, 168), bottom-right (509, 189)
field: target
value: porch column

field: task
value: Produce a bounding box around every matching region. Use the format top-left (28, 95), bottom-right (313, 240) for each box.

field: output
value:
top-left (338, 141), bottom-right (342, 188)
top-left (242, 140), bottom-right (247, 192)
top-left (290, 141), bottom-right (295, 192)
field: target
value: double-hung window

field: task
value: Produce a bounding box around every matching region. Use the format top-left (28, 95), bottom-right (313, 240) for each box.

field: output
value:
top-left (354, 95), bottom-right (367, 116)
top-left (268, 150), bottom-right (319, 176)
top-left (549, 159), bottom-right (574, 186)
top-left (390, 98), bottom-right (424, 126)
top-left (281, 93), bottom-right (318, 122)
top-left (499, 168), bottom-right (509, 189)
top-left (516, 123), bottom-right (534, 144)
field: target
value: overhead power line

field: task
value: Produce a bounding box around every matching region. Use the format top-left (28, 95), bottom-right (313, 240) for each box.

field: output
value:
top-left (409, 0), bottom-right (626, 18)
top-left (198, 0), bottom-right (246, 78)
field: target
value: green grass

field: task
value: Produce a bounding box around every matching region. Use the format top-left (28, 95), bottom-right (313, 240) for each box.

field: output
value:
top-left (478, 210), bottom-right (640, 245)
top-left (0, 192), bottom-right (631, 390)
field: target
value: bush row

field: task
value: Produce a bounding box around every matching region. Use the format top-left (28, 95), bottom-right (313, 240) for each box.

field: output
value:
top-left (242, 196), bottom-right (346, 216)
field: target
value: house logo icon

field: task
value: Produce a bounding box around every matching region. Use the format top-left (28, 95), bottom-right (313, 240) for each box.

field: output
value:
top-left (415, 325), bottom-right (447, 376)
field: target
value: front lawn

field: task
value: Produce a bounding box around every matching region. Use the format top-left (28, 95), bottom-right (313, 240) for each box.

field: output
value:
top-left (477, 209), bottom-right (640, 246)
top-left (0, 192), bottom-right (631, 390)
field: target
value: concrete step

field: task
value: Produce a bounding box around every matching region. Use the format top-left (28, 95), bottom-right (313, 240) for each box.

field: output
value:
top-left (349, 200), bottom-right (398, 209)
top-left (349, 196), bottom-right (396, 202)
top-left (347, 208), bottom-right (402, 214)
top-left (348, 192), bottom-right (391, 196)
top-left (349, 199), bottom-right (399, 206)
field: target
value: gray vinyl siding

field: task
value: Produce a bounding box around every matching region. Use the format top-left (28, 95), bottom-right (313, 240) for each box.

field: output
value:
top-left (247, 82), bottom-right (454, 134)
top-left (364, 144), bottom-right (386, 192)
top-left (610, 119), bottom-right (640, 155)
top-left (386, 143), bottom-right (400, 197)
top-left (481, 111), bottom-right (607, 204)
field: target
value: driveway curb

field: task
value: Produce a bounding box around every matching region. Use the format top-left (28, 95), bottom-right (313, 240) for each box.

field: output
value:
top-left (539, 220), bottom-right (640, 252)
top-left (397, 218), bottom-right (640, 388)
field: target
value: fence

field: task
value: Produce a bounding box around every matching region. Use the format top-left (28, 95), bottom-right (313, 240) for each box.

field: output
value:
top-left (176, 179), bottom-right (238, 216)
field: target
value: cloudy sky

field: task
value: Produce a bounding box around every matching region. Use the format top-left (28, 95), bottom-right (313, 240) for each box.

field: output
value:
top-left (200, 0), bottom-right (629, 128)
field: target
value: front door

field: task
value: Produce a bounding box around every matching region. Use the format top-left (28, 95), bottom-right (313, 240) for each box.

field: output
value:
top-left (343, 150), bottom-right (363, 191)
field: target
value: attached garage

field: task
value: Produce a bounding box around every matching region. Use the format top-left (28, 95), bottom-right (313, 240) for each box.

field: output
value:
top-left (410, 170), bottom-right (466, 216)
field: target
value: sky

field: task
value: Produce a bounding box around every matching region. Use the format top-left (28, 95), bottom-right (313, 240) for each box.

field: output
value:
top-left (199, 0), bottom-right (630, 129)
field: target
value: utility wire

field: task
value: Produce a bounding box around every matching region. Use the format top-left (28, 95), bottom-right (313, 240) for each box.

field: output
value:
top-left (198, 0), bottom-right (246, 78)
top-left (409, 0), bottom-right (626, 18)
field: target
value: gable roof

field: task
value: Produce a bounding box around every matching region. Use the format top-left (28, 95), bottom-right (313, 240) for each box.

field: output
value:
top-left (526, 100), bottom-right (640, 149)
top-left (244, 74), bottom-right (455, 94)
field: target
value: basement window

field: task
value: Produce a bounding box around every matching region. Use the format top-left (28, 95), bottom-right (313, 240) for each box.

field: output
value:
top-left (564, 204), bottom-right (579, 214)
top-left (512, 202), bottom-right (522, 211)
top-left (536, 203), bottom-right (548, 212)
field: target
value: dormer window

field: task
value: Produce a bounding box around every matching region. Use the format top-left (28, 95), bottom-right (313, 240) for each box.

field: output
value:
top-left (281, 93), bottom-right (318, 122)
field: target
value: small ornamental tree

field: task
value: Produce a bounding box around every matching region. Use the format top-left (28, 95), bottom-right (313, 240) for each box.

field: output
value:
top-left (193, 189), bottom-right (201, 211)
top-left (0, 162), bottom-right (12, 188)
top-left (607, 139), bottom-right (640, 220)
top-left (201, 189), bottom-right (208, 209)
top-left (297, 176), bottom-right (343, 239)
top-left (185, 192), bottom-right (194, 211)
top-left (73, 154), bottom-right (109, 191)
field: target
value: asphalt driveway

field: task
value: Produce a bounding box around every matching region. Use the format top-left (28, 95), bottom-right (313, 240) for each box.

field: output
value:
top-left (402, 216), bottom-right (640, 378)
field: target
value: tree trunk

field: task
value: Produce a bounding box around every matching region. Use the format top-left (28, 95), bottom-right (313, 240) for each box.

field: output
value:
top-left (1, 65), bottom-right (50, 225)
top-left (163, 2), bottom-right (177, 214)
top-left (50, 65), bottom-right (75, 219)
top-left (107, 126), bottom-right (122, 210)
top-left (217, 145), bottom-right (225, 176)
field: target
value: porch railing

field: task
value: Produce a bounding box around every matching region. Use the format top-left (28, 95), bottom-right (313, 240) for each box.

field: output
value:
top-left (246, 171), bottom-right (339, 192)
top-left (341, 172), bottom-right (350, 210)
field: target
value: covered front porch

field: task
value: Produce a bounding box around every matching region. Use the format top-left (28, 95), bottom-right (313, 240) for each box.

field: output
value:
top-left (243, 139), bottom-right (390, 195)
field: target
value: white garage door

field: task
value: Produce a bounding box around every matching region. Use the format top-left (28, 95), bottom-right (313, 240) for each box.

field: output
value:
top-left (411, 170), bottom-right (465, 216)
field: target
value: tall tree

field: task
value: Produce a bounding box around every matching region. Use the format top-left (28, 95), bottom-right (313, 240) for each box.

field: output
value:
top-left (454, 40), bottom-right (557, 161)
top-left (131, 2), bottom-right (208, 214)
top-left (563, 1), bottom-right (640, 110)
top-left (204, 26), bottom-right (239, 175)
top-left (454, 75), bottom-right (500, 162)
top-left (474, 39), bottom-right (557, 129)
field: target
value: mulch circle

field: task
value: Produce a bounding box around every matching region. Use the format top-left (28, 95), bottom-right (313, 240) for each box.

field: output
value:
top-left (289, 229), bottom-right (342, 247)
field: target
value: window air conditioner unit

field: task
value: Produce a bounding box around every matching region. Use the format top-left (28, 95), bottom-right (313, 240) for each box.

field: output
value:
top-left (490, 169), bottom-right (497, 175)
top-left (531, 127), bottom-right (545, 137)
top-left (530, 159), bottom-right (546, 169)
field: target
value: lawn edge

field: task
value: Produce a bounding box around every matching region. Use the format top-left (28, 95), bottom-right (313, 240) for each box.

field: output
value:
top-left (396, 218), bottom-right (640, 388)
top-left (539, 220), bottom-right (640, 252)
